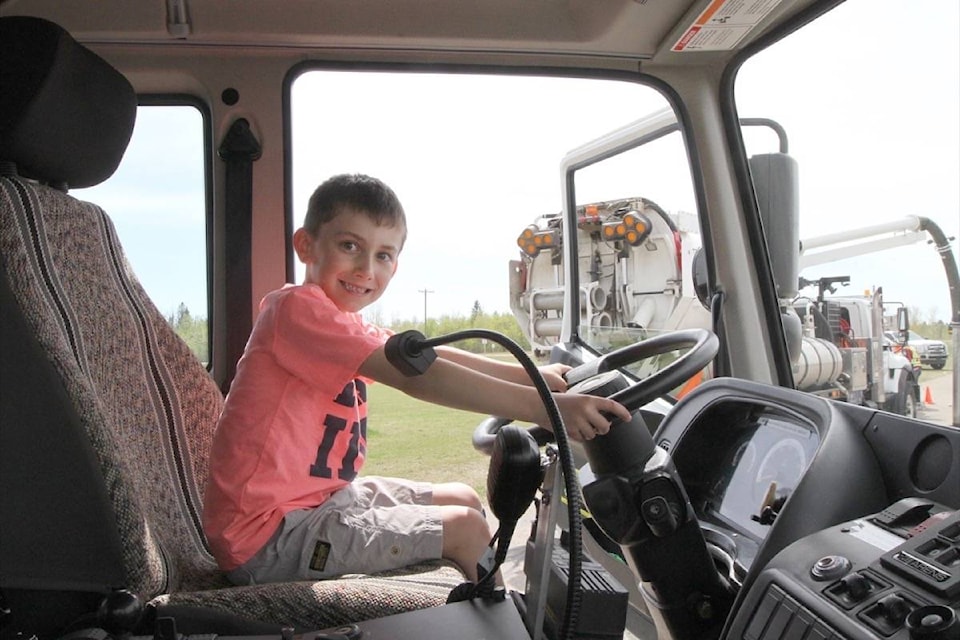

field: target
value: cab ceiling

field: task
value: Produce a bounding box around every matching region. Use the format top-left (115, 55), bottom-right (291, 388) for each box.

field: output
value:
top-left (0, 0), bottom-right (815, 64)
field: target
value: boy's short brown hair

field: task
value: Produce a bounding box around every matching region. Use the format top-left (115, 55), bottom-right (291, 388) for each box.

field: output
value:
top-left (304, 174), bottom-right (407, 245)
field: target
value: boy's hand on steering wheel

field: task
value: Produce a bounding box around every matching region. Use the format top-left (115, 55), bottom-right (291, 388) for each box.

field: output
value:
top-left (537, 363), bottom-right (571, 391)
top-left (553, 393), bottom-right (631, 442)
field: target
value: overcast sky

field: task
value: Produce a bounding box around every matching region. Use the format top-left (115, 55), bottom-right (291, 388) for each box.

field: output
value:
top-left (289, 0), bottom-right (958, 324)
top-left (80, 0), bottom-right (959, 327)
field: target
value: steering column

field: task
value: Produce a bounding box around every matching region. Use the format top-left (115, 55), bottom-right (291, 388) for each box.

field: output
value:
top-left (571, 330), bottom-right (735, 638)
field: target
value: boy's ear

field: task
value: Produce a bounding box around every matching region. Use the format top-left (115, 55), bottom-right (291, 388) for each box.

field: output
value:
top-left (292, 227), bottom-right (313, 263)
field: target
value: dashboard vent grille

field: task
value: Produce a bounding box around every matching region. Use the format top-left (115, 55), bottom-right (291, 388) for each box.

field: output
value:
top-left (746, 583), bottom-right (843, 640)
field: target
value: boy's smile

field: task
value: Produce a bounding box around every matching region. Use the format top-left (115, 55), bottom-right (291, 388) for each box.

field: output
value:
top-left (294, 208), bottom-right (404, 313)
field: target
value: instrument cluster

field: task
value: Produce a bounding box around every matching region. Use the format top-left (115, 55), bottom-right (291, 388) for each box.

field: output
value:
top-left (663, 397), bottom-right (822, 577)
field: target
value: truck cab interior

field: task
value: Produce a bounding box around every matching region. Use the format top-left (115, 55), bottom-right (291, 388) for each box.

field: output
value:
top-left (1, 1), bottom-right (957, 640)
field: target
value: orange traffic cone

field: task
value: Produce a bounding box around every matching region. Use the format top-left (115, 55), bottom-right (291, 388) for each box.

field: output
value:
top-left (924, 387), bottom-right (934, 405)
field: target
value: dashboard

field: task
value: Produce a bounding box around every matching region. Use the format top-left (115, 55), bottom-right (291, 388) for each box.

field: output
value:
top-left (652, 377), bottom-right (960, 639)
top-left (656, 383), bottom-right (831, 580)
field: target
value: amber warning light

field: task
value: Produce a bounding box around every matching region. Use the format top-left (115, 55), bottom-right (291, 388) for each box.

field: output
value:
top-left (517, 224), bottom-right (560, 257)
top-left (601, 211), bottom-right (651, 246)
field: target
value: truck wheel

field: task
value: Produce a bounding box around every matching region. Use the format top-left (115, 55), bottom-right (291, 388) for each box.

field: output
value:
top-left (931, 362), bottom-right (945, 370)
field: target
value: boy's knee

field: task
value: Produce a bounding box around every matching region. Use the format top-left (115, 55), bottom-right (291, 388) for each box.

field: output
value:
top-left (435, 481), bottom-right (484, 512)
top-left (442, 505), bottom-right (491, 545)
top-left (459, 485), bottom-right (484, 512)
top-left (440, 505), bottom-right (492, 580)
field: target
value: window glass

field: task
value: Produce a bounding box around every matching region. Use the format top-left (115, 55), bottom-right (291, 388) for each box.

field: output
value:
top-left (290, 71), bottom-right (689, 362)
top-left (567, 113), bottom-right (703, 382)
top-left (73, 105), bottom-right (209, 363)
top-left (737, 0), bottom-right (958, 421)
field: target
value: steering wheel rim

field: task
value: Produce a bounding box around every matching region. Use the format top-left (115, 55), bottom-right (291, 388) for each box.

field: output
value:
top-left (602, 328), bottom-right (718, 411)
top-left (472, 328), bottom-right (718, 454)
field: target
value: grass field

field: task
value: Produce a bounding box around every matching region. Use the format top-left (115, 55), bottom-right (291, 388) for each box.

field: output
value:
top-left (362, 382), bottom-right (494, 498)
top-left (361, 352), bottom-right (957, 502)
top-left (921, 354), bottom-right (953, 381)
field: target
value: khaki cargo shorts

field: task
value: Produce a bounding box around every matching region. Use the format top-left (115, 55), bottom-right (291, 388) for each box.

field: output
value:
top-left (227, 476), bottom-right (444, 584)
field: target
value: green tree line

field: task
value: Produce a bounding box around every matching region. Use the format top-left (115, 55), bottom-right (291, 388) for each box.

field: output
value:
top-left (167, 300), bottom-right (532, 364)
top-left (908, 306), bottom-right (954, 346)
top-left (167, 299), bottom-right (952, 363)
top-left (168, 302), bottom-right (209, 364)
top-left (910, 320), bottom-right (954, 345)
top-left (386, 310), bottom-right (531, 353)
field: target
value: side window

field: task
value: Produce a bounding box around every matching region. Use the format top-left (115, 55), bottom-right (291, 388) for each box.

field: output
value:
top-left (73, 104), bottom-right (210, 364)
top-left (736, 0), bottom-right (958, 420)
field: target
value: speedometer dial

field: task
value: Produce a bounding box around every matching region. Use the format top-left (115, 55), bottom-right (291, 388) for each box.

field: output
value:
top-left (754, 438), bottom-right (807, 505)
top-left (732, 440), bottom-right (757, 471)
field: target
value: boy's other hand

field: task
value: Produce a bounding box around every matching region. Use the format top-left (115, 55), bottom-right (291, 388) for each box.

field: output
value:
top-left (553, 393), bottom-right (632, 442)
top-left (537, 363), bottom-right (571, 391)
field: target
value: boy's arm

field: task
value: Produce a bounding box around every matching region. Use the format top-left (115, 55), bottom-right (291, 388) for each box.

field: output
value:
top-left (360, 345), bottom-right (631, 441)
top-left (436, 346), bottom-right (569, 391)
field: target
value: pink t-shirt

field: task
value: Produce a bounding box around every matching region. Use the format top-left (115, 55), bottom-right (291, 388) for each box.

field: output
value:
top-left (203, 284), bottom-right (391, 570)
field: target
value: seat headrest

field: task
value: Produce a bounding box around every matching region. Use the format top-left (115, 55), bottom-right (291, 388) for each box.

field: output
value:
top-left (0, 16), bottom-right (137, 189)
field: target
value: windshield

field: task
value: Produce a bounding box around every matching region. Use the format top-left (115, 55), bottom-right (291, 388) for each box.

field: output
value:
top-left (564, 0), bottom-right (957, 416)
top-left (289, 71), bottom-right (673, 341)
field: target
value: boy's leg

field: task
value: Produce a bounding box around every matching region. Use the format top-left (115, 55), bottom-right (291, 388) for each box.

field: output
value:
top-left (372, 477), bottom-right (494, 582)
top-left (231, 477), bottom-right (444, 584)
top-left (437, 504), bottom-right (492, 583)
top-left (429, 482), bottom-right (504, 585)
top-left (431, 481), bottom-right (484, 512)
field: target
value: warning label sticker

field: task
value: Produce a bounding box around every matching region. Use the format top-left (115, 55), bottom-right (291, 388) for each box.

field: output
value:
top-left (673, 0), bottom-right (783, 52)
top-left (844, 520), bottom-right (906, 553)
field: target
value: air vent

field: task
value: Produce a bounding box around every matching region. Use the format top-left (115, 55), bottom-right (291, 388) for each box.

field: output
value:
top-left (745, 584), bottom-right (840, 640)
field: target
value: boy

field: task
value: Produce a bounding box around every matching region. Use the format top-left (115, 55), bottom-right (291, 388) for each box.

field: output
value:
top-left (203, 173), bottom-right (631, 585)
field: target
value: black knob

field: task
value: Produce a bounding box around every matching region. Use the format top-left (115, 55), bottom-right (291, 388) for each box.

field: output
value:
top-left (96, 589), bottom-right (143, 636)
top-left (839, 572), bottom-right (870, 601)
top-left (641, 495), bottom-right (679, 537)
top-left (878, 593), bottom-right (909, 626)
top-left (906, 605), bottom-right (957, 639)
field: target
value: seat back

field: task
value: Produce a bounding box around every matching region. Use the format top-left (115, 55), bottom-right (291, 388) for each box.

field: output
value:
top-left (0, 16), bottom-right (226, 611)
top-left (1, 17), bottom-right (464, 633)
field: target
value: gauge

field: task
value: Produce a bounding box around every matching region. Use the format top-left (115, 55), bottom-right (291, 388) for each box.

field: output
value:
top-left (732, 440), bottom-right (757, 471)
top-left (753, 438), bottom-right (807, 505)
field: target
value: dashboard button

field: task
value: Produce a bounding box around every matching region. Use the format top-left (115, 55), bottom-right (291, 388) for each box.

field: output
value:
top-left (641, 495), bottom-right (679, 537)
top-left (877, 593), bottom-right (910, 626)
top-left (811, 555), bottom-right (851, 581)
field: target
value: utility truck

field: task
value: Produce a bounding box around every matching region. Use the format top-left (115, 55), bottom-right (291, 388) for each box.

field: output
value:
top-left (790, 276), bottom-right (919, 417)
top-left (508, 197), bottom-right (708, 355)
top-left (509, 113), bottom-right (957, 418)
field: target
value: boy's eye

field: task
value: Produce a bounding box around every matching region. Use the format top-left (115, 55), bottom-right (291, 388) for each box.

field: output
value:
top-left (377, 252), bottom-right (395, 263)
top-left (340, 241), bottom-right (359, 252)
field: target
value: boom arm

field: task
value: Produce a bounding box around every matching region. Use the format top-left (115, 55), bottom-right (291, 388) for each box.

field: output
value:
top-left (800, 216), bottom-right (928, 270)
top-left (800, 215), bottom-right (959, 426)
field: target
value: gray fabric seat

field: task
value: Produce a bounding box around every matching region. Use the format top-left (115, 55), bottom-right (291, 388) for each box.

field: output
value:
top-left (0, 16), bottom-right (461, 636)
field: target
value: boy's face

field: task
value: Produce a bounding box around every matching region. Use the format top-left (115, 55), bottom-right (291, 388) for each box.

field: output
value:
top-left (293, 207), bottom-right (404, 313)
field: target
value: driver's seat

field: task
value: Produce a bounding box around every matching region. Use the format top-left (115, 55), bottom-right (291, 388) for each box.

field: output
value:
top-left (0, 15), bottom-right (461, 636)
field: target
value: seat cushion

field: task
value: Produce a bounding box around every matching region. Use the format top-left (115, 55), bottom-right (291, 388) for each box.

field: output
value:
top-left (153, 560), bottom-right (464, 630)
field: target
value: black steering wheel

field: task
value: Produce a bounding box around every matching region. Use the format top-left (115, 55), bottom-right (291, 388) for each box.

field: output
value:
top-left (473, 328), bottom-right (718, 454)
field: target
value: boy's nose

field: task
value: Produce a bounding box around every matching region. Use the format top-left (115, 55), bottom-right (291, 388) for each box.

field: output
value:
top-left (353, 254), bottom-right (375, 276)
